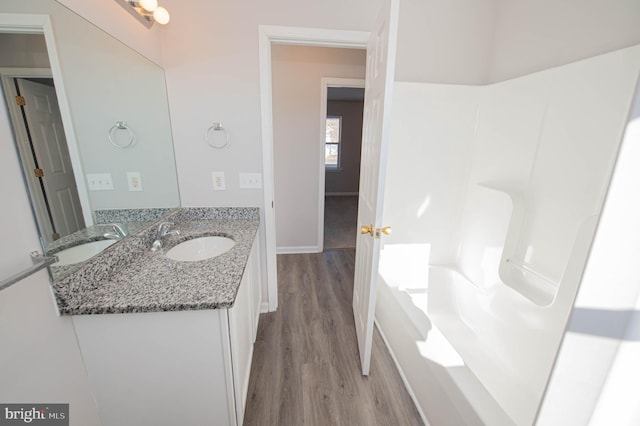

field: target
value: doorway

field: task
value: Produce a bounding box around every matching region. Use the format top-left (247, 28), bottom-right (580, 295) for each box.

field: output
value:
top-left (270, 46), bottom-right (366, 257)
top-left (257, 0), bottom-right (399, 395)
top-left (258, 26), bottom-right (369, 311)
top-left (321, 83), bottom-right (365, 250)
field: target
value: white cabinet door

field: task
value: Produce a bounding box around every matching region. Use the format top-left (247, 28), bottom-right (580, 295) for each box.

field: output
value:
top-left (227, 240), bottom-right (259, 425)
top-left (249, 235), bottom-right (262, 341)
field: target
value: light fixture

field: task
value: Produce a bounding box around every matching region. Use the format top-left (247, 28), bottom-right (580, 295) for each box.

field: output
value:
top-left (152, 7), bottom-right (171, 25)
top-left (137, 0), bottom-right (158, 12)
top-left (118, 0), bottom-right (170, 27)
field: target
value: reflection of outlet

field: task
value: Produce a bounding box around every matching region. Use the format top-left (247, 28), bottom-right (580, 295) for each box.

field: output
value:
top-left (239, 172), bottom-right (262, 189)
top-left (87, 173), bottom-right (114, 190)
top-left (127, 172), bottom-right (143, 192)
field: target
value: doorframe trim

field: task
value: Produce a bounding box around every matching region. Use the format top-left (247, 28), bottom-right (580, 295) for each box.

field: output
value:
top-left (318, 78), bottom-right (366, 253)
top-left (0, 14), bottom-right (93, 227)
top-left (258, 25), bottom-right (369, 312)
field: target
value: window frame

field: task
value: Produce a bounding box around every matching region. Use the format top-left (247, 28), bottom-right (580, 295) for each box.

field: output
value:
top-left (325, 115), bottom-right (342, 170)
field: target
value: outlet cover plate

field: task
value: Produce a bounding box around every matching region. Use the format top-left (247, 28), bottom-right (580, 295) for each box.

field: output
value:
top-left (87, 173), bottom-right (114, 191)
top-left (212, 171), bottom-right (226, 190)
top-left (239, 172), bottom-right (262, 189)
top-left (127, 172), bottom-right (143, 192)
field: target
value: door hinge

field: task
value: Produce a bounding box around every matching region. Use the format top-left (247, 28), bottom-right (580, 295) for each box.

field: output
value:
top-left (52, 232), bottom-right (61, 241)
top-left (272, 200), bottom-right (275, 208)
top-left (34, 168), bottom-right (44, 178)
top-left (15, 95), bottom-right (26, 106)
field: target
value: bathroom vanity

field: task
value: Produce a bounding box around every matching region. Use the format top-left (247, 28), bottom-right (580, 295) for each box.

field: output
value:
top-left (51, 208), bottom-right (262, 426)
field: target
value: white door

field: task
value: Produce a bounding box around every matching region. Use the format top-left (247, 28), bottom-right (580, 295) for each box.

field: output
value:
top-left (352, 0), bottom-right (399, 376)
top-left (17, 78), bottom-right (85, 241)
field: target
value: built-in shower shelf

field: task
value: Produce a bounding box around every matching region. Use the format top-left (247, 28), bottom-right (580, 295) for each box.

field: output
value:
top-left (501, 258), bottom-right (558, 306)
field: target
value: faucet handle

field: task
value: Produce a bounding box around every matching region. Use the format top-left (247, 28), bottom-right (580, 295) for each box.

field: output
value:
top-left (158, 221), bottom-right (173, 232)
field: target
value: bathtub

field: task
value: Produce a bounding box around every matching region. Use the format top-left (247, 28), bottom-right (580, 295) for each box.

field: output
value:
top-left (375, 234), bottom-right (595, 425)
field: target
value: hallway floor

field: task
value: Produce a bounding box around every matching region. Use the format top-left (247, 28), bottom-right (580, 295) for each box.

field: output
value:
top-left (243, 250), bottom-right (423, 425)
top-left (323, 195), bottom-right (358, 250)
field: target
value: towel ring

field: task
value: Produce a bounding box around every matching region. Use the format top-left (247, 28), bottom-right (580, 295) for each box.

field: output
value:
top-left (205, 122), bottom-right (230, 149)
top-left (108, 121), bottom-right (135, 149)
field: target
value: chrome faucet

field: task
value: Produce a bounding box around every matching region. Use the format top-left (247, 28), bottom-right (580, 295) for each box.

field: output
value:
top-left (151, 222), bottom-right (180, 251)
top-left (104, 224), bottom-right (127, 240)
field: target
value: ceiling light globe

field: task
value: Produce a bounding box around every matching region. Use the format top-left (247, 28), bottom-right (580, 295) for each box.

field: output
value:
top-left (153, 6), bottom-right (170, 25)
top-left (138, 0), bottom-right (158, 12)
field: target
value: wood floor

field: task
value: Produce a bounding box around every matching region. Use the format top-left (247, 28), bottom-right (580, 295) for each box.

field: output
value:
top-left (243, 250), bottom-right (423, 426)
top-left (323, 196), bottom-right (359, 250)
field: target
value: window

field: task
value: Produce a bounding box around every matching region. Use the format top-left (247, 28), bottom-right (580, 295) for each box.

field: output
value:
top-left (325, 116), bottom-right (342, 168)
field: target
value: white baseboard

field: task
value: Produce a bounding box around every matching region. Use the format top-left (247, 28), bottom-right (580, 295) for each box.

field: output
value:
top-left (325, 192), bottom-right (359, 196)
top-left (374, 318), bottom-right (430, 426)
top-left (276, 246), bottom-right (321, 254)
top-left (260, 302), bottom-right (270, 313)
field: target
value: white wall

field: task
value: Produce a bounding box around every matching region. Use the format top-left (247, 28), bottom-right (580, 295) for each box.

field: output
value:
top-left (394, 0), bottom-right (640, 86)
top-left (271, 45), bottom-right (366, 251)
top-left (0, 33), bottom-right (49, 67)
top-left (488, 0), bottom-right (640, 83)
top-left (0, 80), bottom-right (100, 425)
top-left (394, 0), bottom-right (498, 85)
top-left (159, 0), bottom-right (380, 209)
top-left (325, 100), bottom-right (364, 195)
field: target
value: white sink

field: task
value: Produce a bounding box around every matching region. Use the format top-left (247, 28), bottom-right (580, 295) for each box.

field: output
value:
top-left (53, 239), bottom-right (117, 266)
top-left (166, 236), bottom-right (235, 262)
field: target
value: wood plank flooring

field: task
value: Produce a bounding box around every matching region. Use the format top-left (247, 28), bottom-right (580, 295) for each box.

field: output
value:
top-left (324, 196), bottom-right (359, 250)
top-left (243, 249), bottom-right (424, 426)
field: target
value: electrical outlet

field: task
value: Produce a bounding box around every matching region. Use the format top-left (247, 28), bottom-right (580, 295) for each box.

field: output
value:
top-left (239, 172), bottom-right (262, 189)
top-left (212, 171), bottom-right (226, 190)
top-left (127, 172), bottom-right (143, 192)
top-left (87, 173), bottom-right (114, 191)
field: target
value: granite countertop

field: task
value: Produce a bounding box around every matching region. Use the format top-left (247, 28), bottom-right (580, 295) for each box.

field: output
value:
top-left (51, 208), bottom-right (260, 315)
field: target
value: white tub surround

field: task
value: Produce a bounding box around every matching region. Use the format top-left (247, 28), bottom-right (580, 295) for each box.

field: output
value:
top-left (376, 44), bottom-right (640, 425)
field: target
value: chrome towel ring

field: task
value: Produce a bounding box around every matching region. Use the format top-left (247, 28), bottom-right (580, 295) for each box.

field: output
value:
top-left (108, 121), bottom-right (135, 149)
top-left (206, 122), bottom-right (230, 149)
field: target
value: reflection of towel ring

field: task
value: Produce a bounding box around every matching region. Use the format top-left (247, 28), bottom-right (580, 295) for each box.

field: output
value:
top-left (205, 122), bottom-right (230, 149)
top-left (108, 121), bottom-right (135, 149)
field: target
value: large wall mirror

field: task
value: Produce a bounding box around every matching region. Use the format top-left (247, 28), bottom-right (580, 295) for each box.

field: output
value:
top-left (0, 0), bottom-right (179, 271)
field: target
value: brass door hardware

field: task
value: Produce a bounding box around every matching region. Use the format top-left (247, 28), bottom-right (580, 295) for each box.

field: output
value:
top-left (361, 225), bottom-right (392, 238)
top-left (361, 224), bottom-right (374, 236)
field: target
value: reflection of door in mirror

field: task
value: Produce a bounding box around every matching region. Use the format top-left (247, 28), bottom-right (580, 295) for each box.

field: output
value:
top-left (0, 32), bottom-right (84, 245)
top-left (12, 78), bottom-right (85, 244)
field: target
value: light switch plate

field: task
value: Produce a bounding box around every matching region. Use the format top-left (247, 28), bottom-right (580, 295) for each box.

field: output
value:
top-left (87, 173), bottom-right (114, 191)
top-left (212, 172), bottom-right (226, 190)
top-left (239, 172), bottom-right (262, 189)
top-left (127, 172), bottom-right (143, 192)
